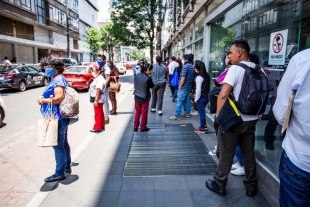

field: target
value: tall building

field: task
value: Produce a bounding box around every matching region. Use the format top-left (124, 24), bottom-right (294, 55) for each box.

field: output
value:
top-left (0, 0), bottom-right (99, 63)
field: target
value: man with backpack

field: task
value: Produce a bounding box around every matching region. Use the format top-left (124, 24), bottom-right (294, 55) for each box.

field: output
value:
top-left (206, 40), bottom-right (268, 197)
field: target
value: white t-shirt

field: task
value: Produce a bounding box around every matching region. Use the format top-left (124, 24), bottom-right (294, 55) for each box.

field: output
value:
top-left (89, 75), bottom-right (106, 103)
top-left (2, 59), bottom-right (11, 66)
top-left (135, 65), bottom-right (141, 74)
top-left (223, 61), bottom-right (258, 121)
top-left (168, 61), bottom-right (179, 75)
top-left (104, 63), bottom-right (111, 74)
top-left (195, 76), bottom-right (203, 102)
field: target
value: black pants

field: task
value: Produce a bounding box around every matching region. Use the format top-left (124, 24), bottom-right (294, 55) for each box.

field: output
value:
top-left (214, 120), bottom-right (258, 191)
top-left (151, 82), bottom-right (166, 111)
top-left (169, 74), bottom-right (175, 95)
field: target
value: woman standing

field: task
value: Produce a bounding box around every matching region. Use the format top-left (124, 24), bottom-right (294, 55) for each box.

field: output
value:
top-left (38, 57), bottom-right (71, 182)
top-left (171, 59), bottom-right (183, 102)
top-left (150, 56), bottom-right (168, 116)
top-left (134, 63), bottom-right (154, 132)
top-left (193, 60), bottom-right (210, 133)
top-left (89, 63), bottom-right (106, 133)
top-left (107, 61), bottom-right (119, 115)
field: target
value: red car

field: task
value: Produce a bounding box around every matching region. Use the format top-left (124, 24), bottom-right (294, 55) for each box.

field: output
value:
top-left (125, 61), bottom-right (136, 69)
top-left (63, 65), bottom-right (94, 90)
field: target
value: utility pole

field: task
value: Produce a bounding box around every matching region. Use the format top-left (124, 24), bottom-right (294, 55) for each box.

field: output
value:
top-left (66, 0), bottom-right (70, 58)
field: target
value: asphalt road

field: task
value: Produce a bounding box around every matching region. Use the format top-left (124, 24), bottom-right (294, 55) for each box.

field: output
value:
top-left (0, 70), bottom-right (134, 206)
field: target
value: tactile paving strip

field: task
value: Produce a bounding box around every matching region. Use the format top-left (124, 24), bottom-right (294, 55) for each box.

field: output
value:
top-left (123, 124), bottom-right (217, 177)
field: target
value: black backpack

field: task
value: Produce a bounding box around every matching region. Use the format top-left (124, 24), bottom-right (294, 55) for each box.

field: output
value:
top-left (233, 63), bottom-right (269, 115)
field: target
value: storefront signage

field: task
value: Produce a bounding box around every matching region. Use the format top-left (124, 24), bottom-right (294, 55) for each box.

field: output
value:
top-left (268, 29), bottom-right (288, 65)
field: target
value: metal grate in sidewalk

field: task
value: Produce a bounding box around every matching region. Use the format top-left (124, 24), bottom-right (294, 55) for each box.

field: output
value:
top-left (123, 123), bottom-right (217, 177)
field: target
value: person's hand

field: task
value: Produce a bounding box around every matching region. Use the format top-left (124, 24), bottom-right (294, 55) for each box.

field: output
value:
top-left (93, 101), bottom-right (98, 107)
top-left (38, 96), bottom-right (43, 105)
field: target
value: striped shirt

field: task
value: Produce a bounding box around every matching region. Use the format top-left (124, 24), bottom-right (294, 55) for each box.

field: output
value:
top-left (180, 62), bottom-right (195, 91)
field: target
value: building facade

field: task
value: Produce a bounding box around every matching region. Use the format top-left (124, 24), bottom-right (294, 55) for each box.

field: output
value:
top-left (0, 0), bottom-right (99, 63)
top-left (160, 0), bottom-right (310, 202)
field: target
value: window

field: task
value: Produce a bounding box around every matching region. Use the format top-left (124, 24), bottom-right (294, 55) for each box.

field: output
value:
top-left (68, 16), bottom-right (79, 31)
top-left (37, 0), bottom-right (47, 24)
top-left (6, 0), bottom-right (35, 12)
top-left (27, 66), bottom-right (38, 72)
top-left (195, 12), bottom-right (204, 40)
top-left (92, 15), bottom-right (94, 23)
top-left (49, 5), bottom-right (66, 26)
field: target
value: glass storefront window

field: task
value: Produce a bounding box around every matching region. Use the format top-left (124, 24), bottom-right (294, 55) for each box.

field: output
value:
top-left (207, 0), bottom-right (309, 171)
top-left (195, 12), bottom-right (204, 40)
top-left (186, 45), bottom-right (192, 54)
top-left (194, 39), bottom-right (203, 61)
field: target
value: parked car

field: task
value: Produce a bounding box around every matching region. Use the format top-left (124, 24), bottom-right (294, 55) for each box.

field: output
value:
top-left (116, 62), bottom-right (127, 75)
top-left (63, 65), bottom-right (94, 90)
top-left (0, 64), bottom-right (49, 92)
top-left (125, 61), bottom-right (136, 69)
top-left (60, 58), bottom-right (80, 68)
top-left (0, 97), bottom-right (6, 128)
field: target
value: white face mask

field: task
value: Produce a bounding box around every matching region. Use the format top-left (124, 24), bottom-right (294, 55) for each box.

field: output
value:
top-left (182, 60), bottom-right (185, 65)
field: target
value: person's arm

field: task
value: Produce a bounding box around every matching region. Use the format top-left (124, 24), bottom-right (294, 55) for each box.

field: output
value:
top-left (178, 66), bottom-right (187, 89)
top-left (273, 58), bottom-right (297, 125)
top-left (194, 77), bottom-right (203, 102)
top-left (147, 77), bottom-right (154, 88)
top-left (216, 83), bottom-right (233, 117)
top-left (38, 86), bottom-right (65, 105)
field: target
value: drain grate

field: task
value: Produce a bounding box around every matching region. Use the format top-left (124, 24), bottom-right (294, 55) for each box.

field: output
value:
top-left (123, 123), bottom-right (217, 177)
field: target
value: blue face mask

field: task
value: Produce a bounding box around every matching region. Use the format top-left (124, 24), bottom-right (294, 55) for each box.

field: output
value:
top-left (45, 68), bottom-right (56, 77)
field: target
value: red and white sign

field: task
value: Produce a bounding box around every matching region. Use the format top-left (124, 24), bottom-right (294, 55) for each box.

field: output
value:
top-left (268, 29), bottom-right (288, 65)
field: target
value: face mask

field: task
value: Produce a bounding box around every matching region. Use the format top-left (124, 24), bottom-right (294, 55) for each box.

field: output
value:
top-left (182, 60), bottom-right (185, 65)
top-left (45, 68), bottom-right (56, 77)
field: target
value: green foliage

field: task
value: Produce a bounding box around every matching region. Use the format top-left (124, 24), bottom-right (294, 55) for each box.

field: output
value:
top-left (110, 0), bottom-right (163, 63)
top-left (100, 23), bottom-right (121, 60)
top-left (85, 27), bottom-right (102, 55)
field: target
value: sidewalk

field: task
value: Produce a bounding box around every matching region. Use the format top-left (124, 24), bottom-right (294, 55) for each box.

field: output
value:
top-left (35, 86), bottom-right (274, 207)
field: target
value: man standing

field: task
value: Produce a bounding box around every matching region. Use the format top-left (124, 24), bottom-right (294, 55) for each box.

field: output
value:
top-left (273, 49), bottom-right (310, 207)
top-left (168, 56), bottom-right (179, 95)
top-left (2, 57), bottom-right (11, 66)
top-left (170, 54), bottom-right (194, 120)
top-left (97, 54), bottom-right (111, 124)
top-left (205, 40), bottom-right (259, 197)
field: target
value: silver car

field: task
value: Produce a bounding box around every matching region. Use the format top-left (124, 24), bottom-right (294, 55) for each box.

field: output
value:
top-left (116, 63), bottom-right (127, 75)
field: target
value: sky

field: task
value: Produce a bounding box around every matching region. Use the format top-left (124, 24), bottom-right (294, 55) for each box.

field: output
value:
top-left (97, 0), bottom-right (111, 22)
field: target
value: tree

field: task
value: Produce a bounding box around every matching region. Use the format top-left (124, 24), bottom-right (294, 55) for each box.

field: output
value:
top-left (110, 0), bottom-right (163, 63)
top-left (100, 23), bottom-right (121, 61)
top-left (85, 27), bottom-right (102, 61)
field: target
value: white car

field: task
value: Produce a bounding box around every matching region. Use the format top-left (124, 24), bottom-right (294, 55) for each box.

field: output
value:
top-left (0, 97), bottom-right (6, 128)
top-left (116, 63), bottom-right (127, 75)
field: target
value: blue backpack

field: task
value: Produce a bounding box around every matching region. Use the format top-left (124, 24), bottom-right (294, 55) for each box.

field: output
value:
top-left (170, 67), bottom-right (179, 87)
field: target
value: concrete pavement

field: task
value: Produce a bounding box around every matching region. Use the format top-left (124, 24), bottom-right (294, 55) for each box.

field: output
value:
top-left (29, 82), bottom-right (276, 207)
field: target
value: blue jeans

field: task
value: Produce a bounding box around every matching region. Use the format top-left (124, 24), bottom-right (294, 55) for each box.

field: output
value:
top-left (172, 87), bottom-right (178, 100)
top-left (175, 89), bottom-right (191, 116)
top-left (197, 97), bottom-right (208, 128)
top-left (279, 150), bottom-right (310, 207)
top-left (53, 118), bottom-right (71, 177)
top-left (235, 145), bottom-right (244, 166)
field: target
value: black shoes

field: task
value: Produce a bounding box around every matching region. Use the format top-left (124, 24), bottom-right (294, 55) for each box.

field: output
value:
top-left (246, 189), bottom-right (257, 197)
top-left (134, 127), bottom-right (138, 132)
top-left (140, 127), bottom-right (150, 132)
top-left (65, 168), bottom-right (72, 174)
top-left (44, 175), bottom-right (65, 182)
top-left (265, 143), bottom-right (274, 150)
top-left (90, 129), bottom-right (101, 133)
top-left (205, 179), bottom-right (226, 196)
top-left (110, 111), bottom-right (117, 115)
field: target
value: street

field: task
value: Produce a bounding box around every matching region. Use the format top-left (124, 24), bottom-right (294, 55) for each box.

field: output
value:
top-left (0, 71), bottom-right (134, 206)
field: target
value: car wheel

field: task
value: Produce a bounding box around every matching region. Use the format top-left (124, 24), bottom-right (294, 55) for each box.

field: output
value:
top-left (18, 81), bottom-right (27, 92)
top-left (0, 107), bottom-right (4, 128)
top-left (42, 78), bottom-right (48, 86)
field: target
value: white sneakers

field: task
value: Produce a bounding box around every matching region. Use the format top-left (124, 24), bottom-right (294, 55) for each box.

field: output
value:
top-left (190, 110), bottom-right (199, 115)
top-left (208, 146), bottom-right (217, 156)
top-left (231, 162), bottom-right (245, 176)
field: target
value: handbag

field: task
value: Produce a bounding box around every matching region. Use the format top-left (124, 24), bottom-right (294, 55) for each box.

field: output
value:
top-left (110, 77), bottom-right (121, 93)
top-left (90, 96), bottom-right (95, 103)
top-left (170, 67), bottom-right (179, 87)
top-left (38, 101), bottom-right (58, 147)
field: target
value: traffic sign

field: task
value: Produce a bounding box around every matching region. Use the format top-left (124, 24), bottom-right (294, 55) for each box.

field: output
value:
top-left (268, 29), bottom-right (288, 65)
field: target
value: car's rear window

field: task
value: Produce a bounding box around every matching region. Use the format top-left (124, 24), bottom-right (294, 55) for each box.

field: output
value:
top-left (116, 63), bottom-right (124, 67)
top-left (66, 67), bottom-right (87, 73)
top-left (61, 59), bottom-right (71, 64)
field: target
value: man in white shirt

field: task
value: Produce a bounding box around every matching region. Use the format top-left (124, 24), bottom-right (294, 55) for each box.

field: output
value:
top-left (168, 56), bottom-right (179, 95)
top-left (273, 49), bottom-right (310, 207)
top-left (205, 40), bottom-right (259, 197)
top-left (2, 57), bottom-right (11, 66)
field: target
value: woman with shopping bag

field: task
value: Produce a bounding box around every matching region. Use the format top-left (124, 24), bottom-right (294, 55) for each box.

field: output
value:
top-left (37, 57), bottom-right (71, 182)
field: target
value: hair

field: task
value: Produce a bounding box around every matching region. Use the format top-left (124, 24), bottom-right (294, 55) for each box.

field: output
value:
top-left (140, 62), bottom-right (153, 73)
top-left (171, 56), bottom-right (176, 61)
top-left (249, 53), bottom-right (260, 65)
top-left (194, 60), bottom-right (209, 79)
top-left (178, 59), bottom-right (183, 69)
top-left (107, 60), bottom-right (115, 68)
top-left (102, 54), bottom-right (106, 61)
top-left (156, 56), bottom-right (162, 64)
top-left (231, 39), bottom-right (250, 55)
top-left (40, 57), bottom-right (65, 74)
top-left (4, 57), bottom-right (7, 59)
top-left (189, 54), bottom-right (194, 62)
top-left (97, 54), bottom-right (102, 58)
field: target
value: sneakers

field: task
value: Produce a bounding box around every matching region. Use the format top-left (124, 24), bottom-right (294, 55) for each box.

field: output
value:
top-left (158, 111), bottom-right (163, 116)
top-left (150, 109), bottom-right (156, 113)
top-left (181, 114), bottom-right (191, 118)
top-left (194, 127), bottom-right (206, 133)
top-left (190, 111), bottom-right (199, 115)
top-left (231, 162), bottom-right (241, 170)
top-left (208, 146), bottom-right (217, 156)
top-left (230, 166), bottom-right (245, 176)
top-left (170, 116), bottom-right (181, 120)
